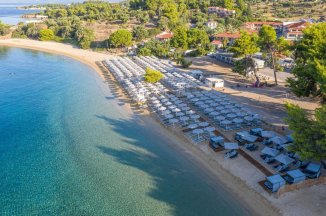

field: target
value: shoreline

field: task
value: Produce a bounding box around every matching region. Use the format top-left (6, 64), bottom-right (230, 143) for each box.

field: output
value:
top-left (1, 39), bottom-right (278, 215)
top-left (0, 39), bottom-right (108, 79)
top-left (2, 39), bottom-right (321, 216)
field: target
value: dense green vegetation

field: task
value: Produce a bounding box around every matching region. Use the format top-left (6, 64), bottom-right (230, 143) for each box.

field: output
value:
top-left (109, 29), bottom-right (132, 48)
top-left (230, 31), bottom-right (260, 83)
top-left (285, 103), bottom-right (326, 161)
top-left (287, 23), bottom-right (326, 102)
top-left (144, 67), bottom-right (164, 83)
top-left (0, 21), bottom-right (10, 36)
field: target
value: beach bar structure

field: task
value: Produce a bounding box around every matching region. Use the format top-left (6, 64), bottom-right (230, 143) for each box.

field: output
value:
top-left (205, 77), bottom-right (224, 88)
top-left (264, 174), bottom-right (286, 193)
top-left (284, 169), bottom-right (306, 184)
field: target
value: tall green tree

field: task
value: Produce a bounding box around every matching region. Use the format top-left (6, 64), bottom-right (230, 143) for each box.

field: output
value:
top-left (132, 25), bottom-right (148, 42)
top-left (75, 27), bottom-right (95, 49)
top-left (287, 23), bottom-right (326, 102)
top-left (109, 29), bottom-right (132, 48)
top-left (230, 31), bottom-right (261, 84)
top-left (39, 29), bottom-right (55, 41)
top-left (285, 103), bottom-right (326, 161)
top-left (258, 25), bottom-right (290, 85)
top-left (0, 21), bottom-right (10, 36)
top-left (144, 67), bottom-right (163, 83)
top-left (170, 26), bottom-right (188, 49)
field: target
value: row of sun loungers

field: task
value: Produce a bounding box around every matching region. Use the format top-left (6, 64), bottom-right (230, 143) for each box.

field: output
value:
top-left (185, 90), bottom-right (262, 131)
top-left (103, 56), bottom-right (323, 194)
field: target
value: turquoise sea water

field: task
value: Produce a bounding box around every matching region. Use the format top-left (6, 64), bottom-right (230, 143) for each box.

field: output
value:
top-left (0, 47), bottom-right (252, 216)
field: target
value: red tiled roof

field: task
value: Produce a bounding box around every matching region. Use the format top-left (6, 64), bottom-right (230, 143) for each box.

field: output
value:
top-left (155, 32), bottom-right (173, 39)
top-left (285, 21), bottom-right (309, 30)
top-left (245, 21), bottom-right (282, 26)
top-left (211, 40), bottom-right (222, 45)
top-left (215, 32), bottom-right (241, 38)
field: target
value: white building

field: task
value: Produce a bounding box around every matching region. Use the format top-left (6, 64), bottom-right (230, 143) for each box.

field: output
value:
top-left (206, 21), bottom-right (218, 29)
top-left (205, 77), bottom-right (224, 88)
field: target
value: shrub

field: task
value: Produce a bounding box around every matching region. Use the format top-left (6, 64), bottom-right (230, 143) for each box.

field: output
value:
top-left (180, 58), bottom-right (192, 68)
top-left (39, 29), bottom-right (55, 41)
top-left (144, 67), bottom-right (163, 83)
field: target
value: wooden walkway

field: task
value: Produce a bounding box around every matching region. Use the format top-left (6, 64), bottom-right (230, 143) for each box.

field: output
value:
top-left (239, 149), bottom-right (273, 176)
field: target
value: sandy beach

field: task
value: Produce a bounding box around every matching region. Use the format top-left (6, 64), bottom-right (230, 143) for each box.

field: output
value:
top-left (0, 39), bottom-right (109, 79)
top-left (1, 39), bottom-right (324, 216)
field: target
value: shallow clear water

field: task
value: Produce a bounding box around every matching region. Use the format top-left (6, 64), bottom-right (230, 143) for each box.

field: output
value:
top-left (0, 47), bottom-right (252, 216)
top-left (0, 3), bottom-right (39, 25)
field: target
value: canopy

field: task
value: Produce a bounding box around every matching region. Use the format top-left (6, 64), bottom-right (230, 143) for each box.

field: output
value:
top-left (268, 136), bottom-right (288, 145)
top-left (199, 122), bottom-right (209, 127)
top-left (275, 154), bottom-right (295, 165)
top-left (192, 129), bottom-right (204, 135)
top-left (266, 174), bottom-right (285, 184)
top-left (260, 131), bottom-right (279, 138)
top-left (204, 126), bottom-right (216, 132)
top-left (236, 131), bottom-right (258, 142)
top-left (286, 169), bottom-right (305, 179)
top-left (188, 124), bottom-right (198, 129)
top-left (305, 163), bottom-right (322, 173)
top-left (169, 118), bottom-right (179, 124)
top-left (261, 147), bottom-right (279, 157)
top-left (210, 136), bottom-right (224, 143)
top-left (180, 116), bottom-right (189, 121)
top-left (224, 142), bottom-right (239, 150)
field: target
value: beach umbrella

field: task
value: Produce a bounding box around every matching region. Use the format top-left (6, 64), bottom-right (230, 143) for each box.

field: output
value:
top-left (226, 113), bottom-right (236, 119)
top-left (199, 122), bottom-right (209, 127)
top-left (168, 105), bottom-right (177, 109)
top-left (204, 126), bottom-right (216, 132)
top-left (176, 112), bottom-right (185, 117)
top-left (188, 123), bottom-right (198, 129)
top-left (215, 115), bottom-right (225, 121)
top-left (231, 108), bottom-right (240, 113)
top-left (225, 105), bottom-right (234, 109)
top-left (178, 103), bottom-right (187, 107)
top-left (153, 103), bottom-right (162, 108)
top-left (192, 129), bottom-right (204, 138)
top-left (152, 100), bottom-right (160, 104)
top-left (165, 114), bottom-right (174, 119)
top-left (158, 106), bottom-right (167, 111)
top-left (233, 118), bottom-right (243, 124)
top-left (186, 110), bottom-right (196, 115)
top-left (209, 111), bottom-right (219, 116)
top-left (215, 106), bottom-right (224, 111)
top-left (220, 109), bottom-right (230, 114)
top-left (210, 102), bottom-right (219, 107)
top-left (180, 116), bottom-right (189, 122)
top-left (174, 100), bottom-right (183, 104)
top-left (181, 106), bottom-right (190, 111)
top-left (191, 98), bottom-right (199, 102)
top-left (190, 114), bottom-right (200, 120)
top-left (164, 101), bottom-right (173, 106)
top-left (244, 116), bottom-right (253, 122)
top-left (161, 98), bottom-right (168, 103)
top-left (195, 101), bottom-right (204, 106)
top-left (224, 142), bottom-right (239, 150)
top-left (169, 118), bottom-right (179, 124)
top-left (162, 110), bottom-right (171, 115)
top-left (220, 120), bottom-right (232, 130)
top-left (204, 108), bottom-right (214, 113)
top-left (199, 104), bottom-right (209, 109)
top-left (172, 108), bottom-right (181, 113)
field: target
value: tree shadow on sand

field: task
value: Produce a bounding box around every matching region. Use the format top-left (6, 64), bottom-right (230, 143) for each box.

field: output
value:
top-left (95, 114), bottom-right (250, 216)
